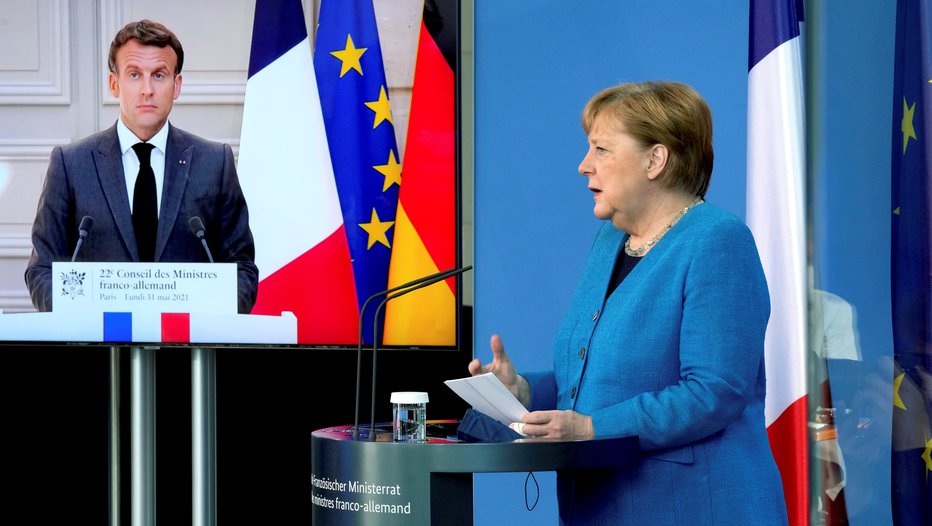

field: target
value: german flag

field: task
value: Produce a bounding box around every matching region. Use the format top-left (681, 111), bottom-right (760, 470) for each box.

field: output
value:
top-left (383, 0), bottom-right (459, 346)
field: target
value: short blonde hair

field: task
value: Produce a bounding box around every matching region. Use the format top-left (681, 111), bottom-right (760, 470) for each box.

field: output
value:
top-left (582, 81), bottom-right (713, 197)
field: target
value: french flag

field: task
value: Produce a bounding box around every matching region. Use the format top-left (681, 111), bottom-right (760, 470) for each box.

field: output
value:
top-left (238, 0), bottom-right (360, 344)
top-left (748, 0), bottom-right (809, 524)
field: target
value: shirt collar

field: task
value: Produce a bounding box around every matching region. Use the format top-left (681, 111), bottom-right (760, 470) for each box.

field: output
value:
top-left (116, 119), bottom-right (169, 155)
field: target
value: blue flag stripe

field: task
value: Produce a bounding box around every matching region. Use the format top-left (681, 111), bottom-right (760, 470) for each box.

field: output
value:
top-left (314, 0), bottom-right (401, 344)
top-left (247, 0), bottom-right (308, 78)
top-left (103, 312), bottom-right (132, 342)
top-left (749, 0), bottom-right (804, 71)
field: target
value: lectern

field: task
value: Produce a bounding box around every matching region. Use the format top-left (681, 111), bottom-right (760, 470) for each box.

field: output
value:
top-left (1, 261), bottom-right (297, 526)
top-left (311, 422), bottom-right (638, 525)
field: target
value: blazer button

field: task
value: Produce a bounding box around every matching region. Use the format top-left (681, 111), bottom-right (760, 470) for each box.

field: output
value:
top-left (570, 386), bottom-right (577, 399)
top-left (592, 310), bottom-right (599, 321)
top-left (579, 347), bottom-right (586, 359)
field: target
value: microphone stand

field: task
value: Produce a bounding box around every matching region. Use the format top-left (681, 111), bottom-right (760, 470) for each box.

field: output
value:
top-left (198, 238), bottom-right (214, 263)
top-left (71, 216), bottom-right (94, 262)
top-left (189, 217), bottom-right (214, 263)
top-left (352, 265), bottom-right (472, 440)
top-left (367, 266), bottom-right (472, 440)
top-left (71, 236), bottom-right (87, 263)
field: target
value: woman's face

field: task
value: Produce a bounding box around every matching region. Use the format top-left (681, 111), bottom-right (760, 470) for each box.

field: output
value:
top-left (578, 115), bottom-right (652, 229)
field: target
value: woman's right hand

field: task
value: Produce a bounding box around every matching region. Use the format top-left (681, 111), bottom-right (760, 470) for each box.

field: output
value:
top-left (467, 334), bottom-right (531, 407)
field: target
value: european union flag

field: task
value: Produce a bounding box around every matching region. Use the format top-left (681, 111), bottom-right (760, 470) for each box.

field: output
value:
top-left (891, 1), bottom-right (932, 524)
top-left (314, 0), bottom-right (401, 343)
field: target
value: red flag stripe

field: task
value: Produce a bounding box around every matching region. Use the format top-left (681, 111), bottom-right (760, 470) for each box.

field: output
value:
top-left (399, 21), bottom-right (456, 293)
top-left (161, 312), bottom-right (191, 343)
top-left (767, 395), bottom-right (810, 526)
top-left (251, 226), bottom-right (359, 344)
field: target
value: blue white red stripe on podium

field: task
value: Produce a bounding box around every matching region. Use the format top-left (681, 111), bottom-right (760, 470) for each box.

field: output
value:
top-left (0, 310), bottom-right (297, 345)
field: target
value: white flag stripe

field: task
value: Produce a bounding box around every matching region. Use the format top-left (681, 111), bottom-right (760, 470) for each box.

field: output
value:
top-left (748, 37), bottom-right (808, 427)
top-left (238, 38), bottom-right (343, 280)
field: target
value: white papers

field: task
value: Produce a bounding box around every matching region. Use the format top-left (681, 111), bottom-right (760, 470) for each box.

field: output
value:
top-left (444, 372), bottom-right (528, 426)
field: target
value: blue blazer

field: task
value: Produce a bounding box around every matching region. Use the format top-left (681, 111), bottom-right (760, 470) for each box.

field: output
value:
top-left (25, 123), bottom-right (258, 313)
top-left (525, 203), bottom-right (788, 525)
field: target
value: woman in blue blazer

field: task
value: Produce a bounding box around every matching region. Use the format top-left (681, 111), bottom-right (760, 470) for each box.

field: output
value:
top-left (469, 81), bottom-right (788, 525)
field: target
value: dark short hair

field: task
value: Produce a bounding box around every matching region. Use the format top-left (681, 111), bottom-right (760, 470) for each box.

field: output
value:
top-left (582, 81), bottom-right (714, 197)
top-left (108, 19), bottom-right (184, 74)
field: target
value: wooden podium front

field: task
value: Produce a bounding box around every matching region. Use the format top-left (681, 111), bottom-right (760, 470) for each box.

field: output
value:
top-left (311, 422), bottom-right (638, 525)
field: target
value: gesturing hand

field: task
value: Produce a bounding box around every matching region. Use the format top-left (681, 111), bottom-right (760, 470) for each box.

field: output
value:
top-left (467, 334), bottom-right (531, 407)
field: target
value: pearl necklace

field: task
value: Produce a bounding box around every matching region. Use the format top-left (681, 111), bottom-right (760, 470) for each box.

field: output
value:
top-left (624, 196), bottom-right (704, 257)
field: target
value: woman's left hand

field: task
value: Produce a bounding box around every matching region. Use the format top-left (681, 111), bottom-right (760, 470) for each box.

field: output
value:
top-left (519, 410), bottom-right (594, 440)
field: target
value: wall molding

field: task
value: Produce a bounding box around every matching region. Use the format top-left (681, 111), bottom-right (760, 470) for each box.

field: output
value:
top-left (0, 139), bottom-right (70, 160)
top-left (0, 0), bottom-right (72, 105)
top-left (0, 235), bottom-right (32, 259)
top-left (0, 236), bottom-right (33, 314)
top-left (0, 292), bottom-right (34, 313)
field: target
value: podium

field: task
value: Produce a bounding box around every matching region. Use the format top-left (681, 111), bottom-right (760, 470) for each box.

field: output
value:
top-left (2, 261), bottom-right (297, 526)
top-left (311, 422), bottom-right (639, 525)
top-left (0, 309), bottom-right (296, 526)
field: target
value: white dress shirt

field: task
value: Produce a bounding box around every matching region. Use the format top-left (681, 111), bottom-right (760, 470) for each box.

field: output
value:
top-left (117, 118), bottom-right (169, 217)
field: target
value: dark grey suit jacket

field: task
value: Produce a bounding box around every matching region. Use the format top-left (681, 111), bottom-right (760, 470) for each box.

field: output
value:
top-left (25, 123), bottom-right (258, 313)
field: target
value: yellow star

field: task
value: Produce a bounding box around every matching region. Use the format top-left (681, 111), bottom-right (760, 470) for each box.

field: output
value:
top-left (374, 150), bottom-right (402, 191)
top-left (894, 372), bottom-right (907, 410)
top-left (330, 34), bottom-right (366, 77)
top-left (902, 97), bottom-right (917, 155)
top-left (893, 207), bottom-right (901, 215)
top-left (358, 208), bottom-right (394, 249)
top-left (922, 437), bottom-right (932, 481)
top-left (364, 86), bottom-right (393, 129)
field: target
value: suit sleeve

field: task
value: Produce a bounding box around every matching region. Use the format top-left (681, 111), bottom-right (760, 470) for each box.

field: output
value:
top-left (216, 144), bottom-right (259, 313)
top-left (24, 146), bottom-right (74, 312)
top-left (589, 223), bottom-right (770, 450)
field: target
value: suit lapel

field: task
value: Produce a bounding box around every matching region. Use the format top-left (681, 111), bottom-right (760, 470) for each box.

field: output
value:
top-left (156, 124), bottom-right (192, 261)
top-left (95, 126), bottom-right (139, 260)
top-left (599, 226), bottom-right (625, 301)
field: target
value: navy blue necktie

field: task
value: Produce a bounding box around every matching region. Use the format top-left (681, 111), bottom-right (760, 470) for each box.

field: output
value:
top-left (132, 142), bottom-right (157, 262)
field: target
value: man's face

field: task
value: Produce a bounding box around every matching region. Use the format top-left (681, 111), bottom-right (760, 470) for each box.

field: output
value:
top-left (108, 39), bottom-right (182, 141)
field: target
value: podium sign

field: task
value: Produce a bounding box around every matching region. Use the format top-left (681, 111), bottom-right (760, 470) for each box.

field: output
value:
top-left (311, 425), bottom-right (640, 525)
top-left (52, 262), bottom-right (237, 315)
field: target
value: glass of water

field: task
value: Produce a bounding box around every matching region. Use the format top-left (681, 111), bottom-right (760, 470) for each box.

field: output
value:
top-left (391, 391), bottom-right (429, 442)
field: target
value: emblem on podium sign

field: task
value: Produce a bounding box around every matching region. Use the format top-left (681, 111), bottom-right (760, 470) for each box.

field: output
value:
top-left (60, 269), bottom-right (86, 299)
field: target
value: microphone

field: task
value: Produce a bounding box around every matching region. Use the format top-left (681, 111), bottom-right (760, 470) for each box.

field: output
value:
top-left (354, 265), bottom-right (473, 440)
top-left (188, 216), bottom-right (214, 263)
top-left (352, 265), bottom-right (472, 439)
top-left (71, 215), bottom-right (94, 262)
top-left (352, 265), bottom-right (473, 439)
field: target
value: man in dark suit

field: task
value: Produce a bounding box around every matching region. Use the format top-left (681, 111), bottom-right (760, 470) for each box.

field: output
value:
top-left (25, 19), bottom-right (258, 313)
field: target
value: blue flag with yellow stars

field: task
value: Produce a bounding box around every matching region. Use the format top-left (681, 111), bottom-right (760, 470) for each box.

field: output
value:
top-left (891, 1), bottom-right (932, 524)
top-left (314, 0), bottom-right (400, 344)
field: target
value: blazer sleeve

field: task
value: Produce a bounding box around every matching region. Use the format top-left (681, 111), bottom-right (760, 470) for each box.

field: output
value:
top-left (589, 222), bottom-right (771, 450)
top-left (24, 146), bottom-right (73, 312)
top-left (215, 143), bottom-right (259, 314)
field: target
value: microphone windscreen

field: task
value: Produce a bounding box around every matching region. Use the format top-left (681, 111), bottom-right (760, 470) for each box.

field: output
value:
top-left (188, 216), bottom-right (206, 238)
top-left (78, 215), bottom-right (94, 234)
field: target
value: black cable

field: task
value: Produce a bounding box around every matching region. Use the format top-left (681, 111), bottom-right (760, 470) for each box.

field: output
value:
top-left (524, 471), bottom-right (540, 511)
